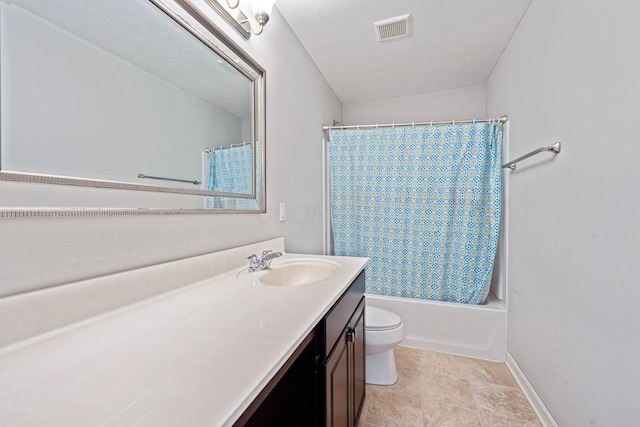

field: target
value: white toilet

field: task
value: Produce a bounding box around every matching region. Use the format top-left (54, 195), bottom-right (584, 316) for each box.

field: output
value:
top-left (365, 306), bottom-right (406, 385)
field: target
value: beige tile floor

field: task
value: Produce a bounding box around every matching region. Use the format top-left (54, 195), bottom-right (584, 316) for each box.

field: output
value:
top-left (358, 346), bottom-right (542, 427)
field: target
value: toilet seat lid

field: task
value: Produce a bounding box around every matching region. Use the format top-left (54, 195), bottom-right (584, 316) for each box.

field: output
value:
top-left (366, 306), bottom-right (402, 331)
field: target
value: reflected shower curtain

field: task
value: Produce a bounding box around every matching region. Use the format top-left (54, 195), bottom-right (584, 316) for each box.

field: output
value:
top-left (329, 121), bottom-right (502, 304)
top-left (206, 143), bottom-right (254, 209)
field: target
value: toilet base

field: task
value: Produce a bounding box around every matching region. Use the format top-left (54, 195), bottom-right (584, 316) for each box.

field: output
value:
top-left (365, 348), bottom-right (398, 385)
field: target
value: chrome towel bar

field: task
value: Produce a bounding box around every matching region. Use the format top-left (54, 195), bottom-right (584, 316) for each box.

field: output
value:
top-left (502, 142), bottom-right (561, 171)
top-left (137, 173), bottom-right (201, 185)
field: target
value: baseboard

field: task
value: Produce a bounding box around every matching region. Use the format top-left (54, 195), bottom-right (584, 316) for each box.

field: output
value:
top-left (505, 352), bottom-right (558, 427)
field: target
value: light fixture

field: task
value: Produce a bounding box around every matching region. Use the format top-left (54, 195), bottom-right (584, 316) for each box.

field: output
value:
top-left (212, 0), bottom-right (277, 36)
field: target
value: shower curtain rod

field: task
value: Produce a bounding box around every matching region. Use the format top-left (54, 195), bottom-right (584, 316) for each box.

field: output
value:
top-left (204, 141), bottom-right (251, 153)
top-left (322, 115), bottom-right (507, 131)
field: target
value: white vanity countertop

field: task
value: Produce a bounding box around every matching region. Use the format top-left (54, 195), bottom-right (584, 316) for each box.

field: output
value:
top-left (0, 253), bottom-right (368, 427)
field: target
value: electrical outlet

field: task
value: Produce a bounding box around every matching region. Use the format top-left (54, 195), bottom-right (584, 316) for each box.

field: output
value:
top-left (279, 203), bottom-right (286, 221)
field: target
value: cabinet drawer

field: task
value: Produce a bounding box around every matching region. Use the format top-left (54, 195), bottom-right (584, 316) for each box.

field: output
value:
top-left (325, 270), bottom-right (365, 356)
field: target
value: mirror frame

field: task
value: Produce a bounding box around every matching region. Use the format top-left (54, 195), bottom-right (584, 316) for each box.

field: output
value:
top-left (0, 0), bottom-right (266, 217)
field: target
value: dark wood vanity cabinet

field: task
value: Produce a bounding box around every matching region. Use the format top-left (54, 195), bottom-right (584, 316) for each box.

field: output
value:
top-left (240, 329), bottom-right (322, 427)
top-left (236, 270), bottom-right (365, 427)
top-left (324, 272), bottom-right (366, 427)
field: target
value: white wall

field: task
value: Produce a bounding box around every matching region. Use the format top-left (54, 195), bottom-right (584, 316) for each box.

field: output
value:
top-left (343, 85), bottom-right (486, 125)
top-left (0, 5), bottom-right (341, 297)
top-left (486, 0), bottom-right (640, 425)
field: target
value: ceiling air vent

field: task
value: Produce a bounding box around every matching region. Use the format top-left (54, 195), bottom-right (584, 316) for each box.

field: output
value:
top-left (374, 14), bottom-right (411, 42)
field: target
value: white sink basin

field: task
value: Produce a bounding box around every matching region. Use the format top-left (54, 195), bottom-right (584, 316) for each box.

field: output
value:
top-left (241, 258), bottom-right (340, 287)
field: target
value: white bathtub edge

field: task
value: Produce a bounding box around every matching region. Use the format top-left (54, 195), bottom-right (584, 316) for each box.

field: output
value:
top-left (365, 293), bottom-right (507, 361)
top-left (506, 352), bottom-right (558, 427)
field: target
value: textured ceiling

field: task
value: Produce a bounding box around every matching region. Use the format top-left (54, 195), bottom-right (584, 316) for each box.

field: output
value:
top-left (276, 0), bottom-right (532, 104)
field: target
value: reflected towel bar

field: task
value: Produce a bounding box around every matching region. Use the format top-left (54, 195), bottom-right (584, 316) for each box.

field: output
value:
top-left (502, 142), bottom-right (561, 171)
top-left (137, 173), bottom-right (201, 185)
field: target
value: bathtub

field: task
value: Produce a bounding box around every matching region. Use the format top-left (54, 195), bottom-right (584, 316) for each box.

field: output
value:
top-left (365, 292), bottom-right (507, 361)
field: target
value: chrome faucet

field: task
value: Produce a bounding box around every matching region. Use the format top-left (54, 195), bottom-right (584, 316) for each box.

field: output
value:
top-left (246, 250), bottom-right (283, 272)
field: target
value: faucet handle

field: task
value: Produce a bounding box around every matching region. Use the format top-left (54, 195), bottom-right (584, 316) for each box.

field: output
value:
top-left (246, 254), bottom-right (260, 272)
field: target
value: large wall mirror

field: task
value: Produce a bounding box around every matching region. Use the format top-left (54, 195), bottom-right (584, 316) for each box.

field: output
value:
top-left (0, 0), bottom-right (265, 215)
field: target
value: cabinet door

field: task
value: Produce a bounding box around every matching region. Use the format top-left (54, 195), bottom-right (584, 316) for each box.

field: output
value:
top-left (325, 334), bottom-right (349, 427)
top-left (350, 302), bottom-right (366, 426)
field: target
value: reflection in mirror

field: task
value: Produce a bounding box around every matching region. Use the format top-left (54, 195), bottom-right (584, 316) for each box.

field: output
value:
top-left (0, 0), bottom-right (265, 213)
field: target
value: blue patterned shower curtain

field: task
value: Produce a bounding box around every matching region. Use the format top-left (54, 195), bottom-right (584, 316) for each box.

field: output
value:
top-left (329, 121), bottom-right (502, 304)
top-left (206, 143), bottom-right (254, 209)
